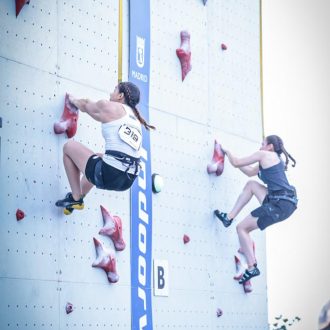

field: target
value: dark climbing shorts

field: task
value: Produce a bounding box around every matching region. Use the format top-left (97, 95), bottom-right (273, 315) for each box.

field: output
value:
top-left (85, 155), bottom-right (137, 191)
top-left (252, 192), bottom-right (297, 231)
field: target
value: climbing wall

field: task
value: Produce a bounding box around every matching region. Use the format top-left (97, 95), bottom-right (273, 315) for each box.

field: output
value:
top-left (149, 0), bottom-right (267, 328)
top-left (0, 0), bottom-right (132, 329)
top-left (0, 0), bottom-right (267, 329)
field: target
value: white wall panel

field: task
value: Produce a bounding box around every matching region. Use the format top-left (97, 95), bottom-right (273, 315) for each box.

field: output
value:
top-left (0, 1), bottom-right (57, 73)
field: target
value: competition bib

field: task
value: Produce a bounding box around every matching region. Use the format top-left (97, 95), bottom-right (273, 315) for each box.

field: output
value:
top-left (118, 124), bottom-right (142, 151)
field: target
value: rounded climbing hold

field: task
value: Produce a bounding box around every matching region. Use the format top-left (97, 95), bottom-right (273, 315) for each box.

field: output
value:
top-left (221, 43), bottom-right (227, 50)
top-left (65, 302), bottom-right (73, 314)
top-left (16, 209), bottom-right (25, 221)
top-left (216, 308), bottom-right (223, 317)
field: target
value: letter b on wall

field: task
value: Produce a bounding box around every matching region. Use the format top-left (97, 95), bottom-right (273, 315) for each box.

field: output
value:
top-left (153, 260), bottom-right (169, 296)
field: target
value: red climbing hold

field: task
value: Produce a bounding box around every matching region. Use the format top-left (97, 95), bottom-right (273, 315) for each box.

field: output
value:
top-left (176, 31), bottom-right (192, 81)
top-left (234, 242), bottom-right (256, 293)
top-left (65, 302), bottom-right (73, 314)
top-left (99, 205), bottom-right (126, 251)
top-left (221, 43), bottom-right (227, 50)
top-left (183, 234), bottom-right (190, 244)
top-left (216, 308), bottom-right (223, 317)
top-left (54, 93), bottom-right (79, 138)
top-left (92, 237), bottom-right (119, 283)
top-left (16, 0), bottom-right (30, 17)
top-left (207, 140), bottom-right (225, 176)
top-left (234, 254), bottom-right (252, 293)
top-left (16, 209), bottom-right (25, 221)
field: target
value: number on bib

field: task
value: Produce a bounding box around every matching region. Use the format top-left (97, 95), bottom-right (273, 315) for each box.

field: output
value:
top-left (118, 124), bottom-right (142, 150)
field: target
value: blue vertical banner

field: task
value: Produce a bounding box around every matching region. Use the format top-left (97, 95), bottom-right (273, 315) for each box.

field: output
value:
top-left (129, 1), bottom-right (153, 330)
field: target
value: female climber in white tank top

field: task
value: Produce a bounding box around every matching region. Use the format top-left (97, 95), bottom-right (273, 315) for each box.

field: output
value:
top-left (55, 81), bottom-right (155, 214)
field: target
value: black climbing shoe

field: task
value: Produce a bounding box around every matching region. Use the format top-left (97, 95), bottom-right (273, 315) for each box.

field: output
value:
top-left (55, 192), bottom-right (84, 212)
top-left (238, 264), bottom-right (260, 284)
top-left (214, 210), bottom-right (233, 228)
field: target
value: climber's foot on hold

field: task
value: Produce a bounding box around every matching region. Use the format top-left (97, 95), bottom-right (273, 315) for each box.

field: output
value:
top-left (63, 207), bottom-right (74, 215)
top-left (238, 264), bottom-right (260, 284)
top-left (56, 192), bottom-right (84, 213)
top-left (214, 210), bottom-right (233, 228)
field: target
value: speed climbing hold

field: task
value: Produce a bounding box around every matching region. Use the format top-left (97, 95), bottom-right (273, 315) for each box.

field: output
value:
top-left (54, 94), bottom-right (79, 138)
top-left (221, 43), bottom-right (227, 50)
top-left (99, 205), bottom-right (126, 251)
top-left (207, 139), bottom-right (225, 176)
top-left (216, 308), bottom-right (223, 317)
top-left (16, 208), bottom-right (25, 221)
top-left (183, 234), bottom-right (190, 244)
top-left (234, 242), bottom-right (256, 293)
top-left (234, 254), bottom-right (252, 293)
top-left (92, 237), bottom-right (119, 283)
top-left (16, 0), bottom-right (30, 17)
top-left (176, 31), bottom-right (192, 81)
top-left (65, 302), bottom-right (73, 314)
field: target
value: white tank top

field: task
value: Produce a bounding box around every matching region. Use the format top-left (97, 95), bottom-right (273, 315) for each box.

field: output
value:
top-left (102, 104), bottom-right (142, 174)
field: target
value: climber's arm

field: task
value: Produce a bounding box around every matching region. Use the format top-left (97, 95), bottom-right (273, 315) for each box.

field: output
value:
top-left (224, 150), bottom-right (262, 168)
top-left (238, 164), bottom-right (259, 177)
top-left (68, 95), bottom-right (108, 122)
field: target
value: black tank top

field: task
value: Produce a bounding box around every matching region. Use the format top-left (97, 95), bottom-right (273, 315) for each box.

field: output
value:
top-left (258, 161), bottom-right (294, 193)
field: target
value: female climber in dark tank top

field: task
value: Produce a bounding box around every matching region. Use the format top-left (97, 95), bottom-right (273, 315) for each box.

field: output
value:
top-left (214, 135), bottom-right (297, 283)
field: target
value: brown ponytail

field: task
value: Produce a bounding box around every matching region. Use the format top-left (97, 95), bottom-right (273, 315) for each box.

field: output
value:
top-left (118, 82), bottom-right (155, 130)
top-left (266, 135), bottom-right (296, 170)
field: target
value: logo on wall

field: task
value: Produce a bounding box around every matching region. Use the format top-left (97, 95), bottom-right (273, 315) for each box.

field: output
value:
top-left (136, 36), bottom-right (145, 68)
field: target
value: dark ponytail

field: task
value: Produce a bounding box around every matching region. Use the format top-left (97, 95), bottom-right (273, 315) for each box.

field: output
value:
top-left (118, 82), bottom-right (156, 131)
top-left (266, 135), bottom-right (296, 170)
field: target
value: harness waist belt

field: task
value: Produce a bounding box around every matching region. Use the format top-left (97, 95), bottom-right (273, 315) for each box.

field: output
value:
top-left (268, 194), bottom-right (298, 204)
top-left (105, 150), bottom-right (140, 162)
top-left (105, 150), bottom-right (140, 176)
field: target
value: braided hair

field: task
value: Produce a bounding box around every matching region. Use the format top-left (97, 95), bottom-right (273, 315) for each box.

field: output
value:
top-left (266, 135), bottom-right (296, 170)
top-left (118, 82), bottom-right (155, 130)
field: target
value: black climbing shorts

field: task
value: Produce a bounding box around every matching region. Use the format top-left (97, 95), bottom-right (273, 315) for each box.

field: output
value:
top-left (252, 193), bottom-right (297, 231)
top-left (85, 155), bottom-right (137, 191)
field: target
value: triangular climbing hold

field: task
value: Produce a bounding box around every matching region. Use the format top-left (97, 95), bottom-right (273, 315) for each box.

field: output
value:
top-left (16, 0), bottom-right (30, 17)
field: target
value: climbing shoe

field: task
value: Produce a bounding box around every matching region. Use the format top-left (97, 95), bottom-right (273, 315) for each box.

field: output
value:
top-left (238, 264), bottom-right (260, 284)
top-left (55, 192), bottom-right (84, 212)
top-left (63, 207), bottom-right (74, 216)
top-left (214, 210), bottom-right (233, 228)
